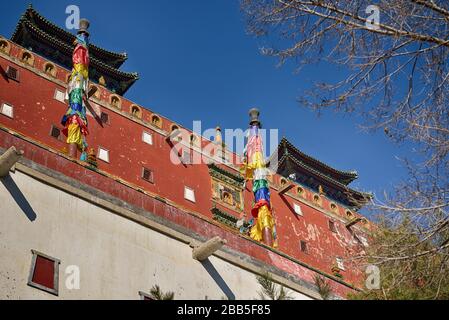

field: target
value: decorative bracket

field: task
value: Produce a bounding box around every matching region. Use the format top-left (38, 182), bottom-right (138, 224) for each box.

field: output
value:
top-left (87, 86), bottom-right (98, 99)
top-left (191, 236), bottom-right (227, 261)
top-left (278, 182), bottom-right (294, 195)
top-left (0, 146), bottom-right (24, 177)
top-left (346, 217), bottom-right (362, 229)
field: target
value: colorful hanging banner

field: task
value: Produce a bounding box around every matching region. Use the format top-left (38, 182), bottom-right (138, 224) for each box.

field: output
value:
top-left (61, 33), bottom-right (90, 160)
top-left (242, 125), bottom-right (278, 247)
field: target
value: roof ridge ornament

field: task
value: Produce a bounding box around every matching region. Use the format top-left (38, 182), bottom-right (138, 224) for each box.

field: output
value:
top-left (249, 108), bottom-right (261, 127)
top-left (78, 18), bottom-right (90, 36)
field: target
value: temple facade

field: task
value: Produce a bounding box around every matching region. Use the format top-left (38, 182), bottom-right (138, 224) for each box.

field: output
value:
top-left (0, 6), bottom-right (372, 300)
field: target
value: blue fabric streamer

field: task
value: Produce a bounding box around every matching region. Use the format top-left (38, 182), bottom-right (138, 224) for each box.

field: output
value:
top-left (254, 187), bottom-right (271, 203)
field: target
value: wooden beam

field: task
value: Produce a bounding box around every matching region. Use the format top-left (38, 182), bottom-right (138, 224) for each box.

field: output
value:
top-left (87, 86), bottom-right (98, 99)
top-left (346, 217), bottom-right (362, 229)
top-left (0, 146), bottom-right (23, 177)
top-left (279, 182), bottom-right (294, 195)
top-left (192, 236), bottom-right (227, 261)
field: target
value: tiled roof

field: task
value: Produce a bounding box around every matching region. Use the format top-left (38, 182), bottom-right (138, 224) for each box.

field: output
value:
top-left (279, 152), bottom-right (371, 203)
top-left (275, 137), bottom-right (359, 185)
top-left (269, 138), bottom-right (372, 209)
top-left (12, 17), bottom-right (138, 95)
top-left (19, 19), bottom-right (138, 78)
top-left (11, 5), bottom-right (127, 68)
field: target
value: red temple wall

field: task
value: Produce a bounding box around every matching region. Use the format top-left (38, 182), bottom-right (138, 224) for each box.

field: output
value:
top-left (0, 39), bottom-right (370, 289)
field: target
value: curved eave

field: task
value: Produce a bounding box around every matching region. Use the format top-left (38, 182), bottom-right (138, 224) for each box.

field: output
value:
top-left (12, 19), bottom-right (138, 95)
top-left (278, 138), bottom-right (359, 185)
top-left (118, 77), bottom-right (139, 96)
top-left (279, 154), bottom-right (371, 209)
top-left (16, 20), bottom-right (138, 81)
top-left (12, 6), bottom-right (128, 68)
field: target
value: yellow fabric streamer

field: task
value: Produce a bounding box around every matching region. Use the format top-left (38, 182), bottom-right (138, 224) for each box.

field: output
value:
top-left (242, 151), bottom-right (266, 180)
top-left (250, 205), bottom-right (274, 242)
top-left (248, 151), bottom-right (265, 169)
top-left (67, 123), bottom-right (83, 150)
top-left (72, 63), bottom-right (89, 80)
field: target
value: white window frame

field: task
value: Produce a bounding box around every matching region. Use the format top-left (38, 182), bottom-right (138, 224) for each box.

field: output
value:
top-left (53, 89), bottom-right (66, 103)
top-left (0, 102), bottom-right (13, 118)
top-left (184, 186), bottom-right (196, 203)
top-left (97, 147), bottom-right (110, 163)
top-left (293, 203), bottom-right (303, 216)
top-left (142, 131), bottom-right (153, 145)
top-left (336, 257), bottom-right (345, 271)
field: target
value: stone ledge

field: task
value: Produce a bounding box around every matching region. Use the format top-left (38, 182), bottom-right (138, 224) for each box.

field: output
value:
top-left (0, 129), bottom-right (362, 298)
top-left (0, 143), bottom-right (360, 299)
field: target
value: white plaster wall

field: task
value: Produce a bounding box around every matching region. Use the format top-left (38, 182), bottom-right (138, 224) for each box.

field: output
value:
top-left (0, 171), bottom-right (311, 300)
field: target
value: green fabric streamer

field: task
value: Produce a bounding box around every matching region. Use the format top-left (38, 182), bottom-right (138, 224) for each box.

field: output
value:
top-left (253, 179), bottom-right (269, 192)
top-left (69, 88), bottom-right (84, 105)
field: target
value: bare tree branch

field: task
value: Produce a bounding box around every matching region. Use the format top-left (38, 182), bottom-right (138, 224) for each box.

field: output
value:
top-left (242, 0), bottom-right (449, 299)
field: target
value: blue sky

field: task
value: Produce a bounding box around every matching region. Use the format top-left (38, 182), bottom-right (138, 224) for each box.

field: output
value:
top-left (0, 0), bottom-right (412, 203)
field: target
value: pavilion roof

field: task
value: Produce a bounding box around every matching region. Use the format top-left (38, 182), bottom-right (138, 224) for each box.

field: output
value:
top-left (274, 138), bottom-right (359, 184)
top-left (12, 5), bottom-right (128, 68)
top-left (11, 5), bottom-right (138, 95)
top-left (270, 138), bottom-right (372, 209)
